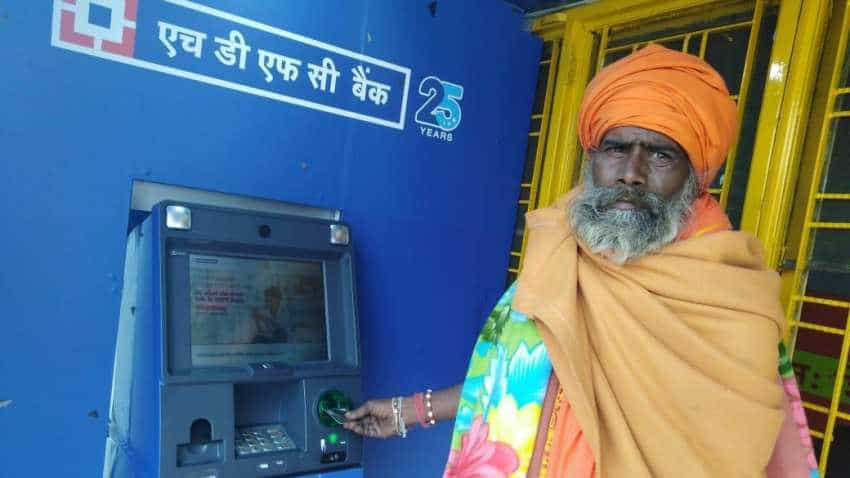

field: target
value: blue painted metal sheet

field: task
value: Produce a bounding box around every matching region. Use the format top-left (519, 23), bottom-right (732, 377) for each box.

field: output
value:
top-left (0, 1), bottom-right (540, 476)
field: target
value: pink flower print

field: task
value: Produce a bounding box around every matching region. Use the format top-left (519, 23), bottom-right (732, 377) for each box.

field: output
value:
top-left (444, 416), bottom-right (520, 478)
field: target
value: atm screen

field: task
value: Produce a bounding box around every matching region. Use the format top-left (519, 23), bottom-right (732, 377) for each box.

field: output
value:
top-left (188, 254), bottom-right (328, 366)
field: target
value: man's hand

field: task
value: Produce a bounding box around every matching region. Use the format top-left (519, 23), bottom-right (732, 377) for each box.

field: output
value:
top-left (343, 385), bottom-right (462, 438)
top-left (343, 399), bottom-right (398, 438)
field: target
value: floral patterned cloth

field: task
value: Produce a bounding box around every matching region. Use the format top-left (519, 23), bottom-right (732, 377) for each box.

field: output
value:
top-left (445, 283), bottom-right (551, 477)
top-left (443, 284), bottom-right (820, 478)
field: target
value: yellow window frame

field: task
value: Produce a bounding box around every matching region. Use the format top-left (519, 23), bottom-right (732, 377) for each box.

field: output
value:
top-left (508, 36), bottom-right (563, 278)
top-left (779, 1), bottom-right (850, 474)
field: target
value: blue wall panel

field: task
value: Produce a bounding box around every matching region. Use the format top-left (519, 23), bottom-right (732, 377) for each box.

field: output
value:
top-left (0, 1), bottom-right (540, 476)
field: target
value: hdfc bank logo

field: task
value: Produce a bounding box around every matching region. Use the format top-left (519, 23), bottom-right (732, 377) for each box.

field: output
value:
top-left (53, 0), bottom-right (138, 57)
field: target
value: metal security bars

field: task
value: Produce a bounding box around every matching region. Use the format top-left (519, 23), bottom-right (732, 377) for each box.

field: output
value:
top-left (784, 1), bottom-right (850, 474)
top-left (505, 38), bottom-right (561, 288)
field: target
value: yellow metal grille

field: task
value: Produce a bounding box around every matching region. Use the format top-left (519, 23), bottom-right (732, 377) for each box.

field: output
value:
top-left (505, 39), bottom-right (561, 287)
top-left (784, 1), bottom-right (850, 474)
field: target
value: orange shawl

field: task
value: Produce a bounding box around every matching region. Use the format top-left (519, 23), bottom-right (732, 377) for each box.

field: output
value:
top-left (514, 193), bottom-right (785, 477)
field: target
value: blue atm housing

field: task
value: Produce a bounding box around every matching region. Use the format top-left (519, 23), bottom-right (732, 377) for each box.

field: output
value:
top-left (104, 201), bottom-right (363, 477)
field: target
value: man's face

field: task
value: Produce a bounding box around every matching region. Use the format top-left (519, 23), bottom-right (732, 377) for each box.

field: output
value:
top-left (590, 126), bottom-right (692, 202)
top-left (570, 126), bottom-right (698, 264)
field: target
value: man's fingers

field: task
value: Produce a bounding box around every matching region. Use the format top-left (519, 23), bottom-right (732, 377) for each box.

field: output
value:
top-left (343, 413), bottom-right (378, 437)
top-left (343, 414), bottom-right (397, 439)
top-left (363, 416), bottom-right (381, 438)
top-left (345, 403), bottom-right (370, 420)
top-left (344, 420), bottom-right (367, 436)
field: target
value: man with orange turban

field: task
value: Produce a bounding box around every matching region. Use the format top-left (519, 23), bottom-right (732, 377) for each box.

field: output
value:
top-left (345, 45), bottom-right (819, 477)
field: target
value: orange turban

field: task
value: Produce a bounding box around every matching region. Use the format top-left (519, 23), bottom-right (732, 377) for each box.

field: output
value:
top-left (578, 44), bottom-right (738, 190)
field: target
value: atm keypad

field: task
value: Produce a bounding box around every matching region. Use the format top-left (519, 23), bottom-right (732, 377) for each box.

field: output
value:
top-left (235, 424), bottom-right (296, 457)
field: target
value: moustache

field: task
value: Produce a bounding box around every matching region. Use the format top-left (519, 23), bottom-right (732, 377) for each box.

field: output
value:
top-left (591, 186), bottom-right (664, 213)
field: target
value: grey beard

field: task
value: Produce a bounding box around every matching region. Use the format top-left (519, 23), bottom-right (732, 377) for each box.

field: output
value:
top-left (569, 169), bottom-right (698, 264)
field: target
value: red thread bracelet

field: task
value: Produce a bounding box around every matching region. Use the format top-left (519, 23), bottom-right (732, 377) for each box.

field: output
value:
top-left (413, 392), bottom-right (427, 428)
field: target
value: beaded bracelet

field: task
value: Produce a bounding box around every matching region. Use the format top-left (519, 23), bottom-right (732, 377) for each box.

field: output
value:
top-left (424, 389), bottom-right (436, 426)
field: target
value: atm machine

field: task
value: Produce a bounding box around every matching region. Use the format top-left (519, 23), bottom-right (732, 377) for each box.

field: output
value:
top-left (103, 196), bottom-right (363, 478)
